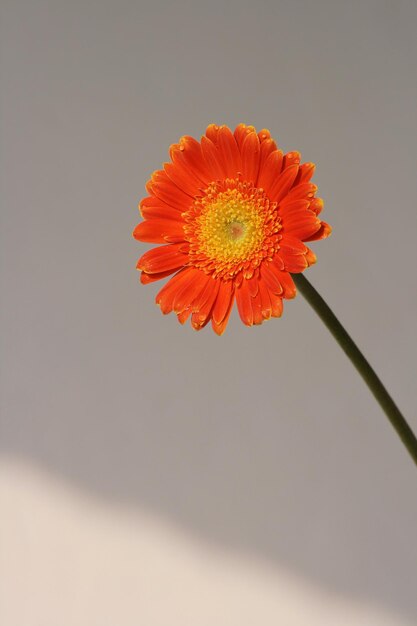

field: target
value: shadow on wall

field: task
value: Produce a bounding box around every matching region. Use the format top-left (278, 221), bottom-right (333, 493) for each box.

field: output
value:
top-left (2, 288), bottom-right (417, 624)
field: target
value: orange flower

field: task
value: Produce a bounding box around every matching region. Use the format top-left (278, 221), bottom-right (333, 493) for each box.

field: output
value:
top-left (133, 124), bottom-right (331, 334)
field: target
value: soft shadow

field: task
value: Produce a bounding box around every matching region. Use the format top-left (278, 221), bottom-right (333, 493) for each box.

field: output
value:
top-left (2, 281), bottom-right (417, 623)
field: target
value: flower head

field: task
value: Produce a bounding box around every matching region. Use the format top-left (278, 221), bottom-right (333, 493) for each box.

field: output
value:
top-left (133, 123), bottom-right (331, 334)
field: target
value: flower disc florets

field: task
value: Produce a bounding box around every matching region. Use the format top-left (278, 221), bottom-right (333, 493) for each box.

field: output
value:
top-left (183, 178), bottom-right (281, 280)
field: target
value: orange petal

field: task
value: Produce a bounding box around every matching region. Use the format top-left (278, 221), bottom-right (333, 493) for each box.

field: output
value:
top-left (303, 221), bottom-right (332, 241)
top-left (156, 268), bottom-right (194, 314)
top-left (200, 136), bottom-right (224, 180)
top-left (257, 129), bottom-right (273, 144)
top-left (233, 270), bottom-right (244, 288)
top-left (283, 211), bottom-right (321, 240)
top-left (236, 280), bottom-right (253, 326)
top-left (205, 125), bottom-right (235, 176)
top-left (273, 253), bottom-right (285, 270)
top-left (257, 150), bottom-right (284, 193)
top-left (234, 123), bottom-right (249, 148)
top-left (170, 136), bottom-right (212, 186)
top-left (251, 289), bottom-right (264, 325)
top-left (177, 307), bottom-right (192, 325)
top-left (256, 138), bottom-right (278, 185)
top-left (164, 161), bottom-right (201, 198)
top-left (257, 278), bottom-right (272, 319)
top-left (295, 162), bottom-right (315, 185)
top-left (212, 293), bottom-right (235, 335)
top-left (305, 247), bottom-right (317, 266)
top-left (269, 164), bottom-right (299, 203)
top-left (285, 182), bottom-right (317, 202)
top-left (234, 123), bottom-right (255, 151)
top-left (277, 248), bottom-right (308, 273)
top-left (241, 131), bottom-right (260, 185)
top-left (146, 171), bottom-right (193, 213)
top-left (279, 236), bottom-right (308, 255)
top-left (140, 196), bottom-right (184, 220)
top-left (273, 269), bottom-right (296, 299)
top-left (140, 205), bottom-right (183, 221)
top-left (191, 312), bottom-right (211, 331)
top-left (283, 151), bottom-right (301, 168)
top-left (133, 219), bottom-right (185, 243)
top-left (173, 269), bottom-right (210, 314)
top-left (246, 274), bottom-right (259, 297)
top-left (193, 277), bottom-right (220, 323)
top-left (260, 263), bottom-right (284, 295)
top-left (212, 279), bottom-right (234, 325)
top-left (309, 197), bottom-right (324, 216)
top-left (279, 199), bottom-right (311, 219)
top-left (205, 124), bottom-right (221, 144)
top-left (217, 125), bottom-right (241, 178)
top-left (269, 292), bottom-right (284, 317)
top-left (137, 243), bottom-right (189, 274)
top-left (140, 269), bottom-right (176, 284)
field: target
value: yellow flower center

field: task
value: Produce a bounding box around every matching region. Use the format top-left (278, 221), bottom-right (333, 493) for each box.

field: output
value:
top-left (184, 179), bottom-right (281, 279)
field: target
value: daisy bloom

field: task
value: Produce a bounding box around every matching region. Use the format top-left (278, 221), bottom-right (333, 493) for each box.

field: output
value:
top-left (133, 123), bottom-right (331, 334)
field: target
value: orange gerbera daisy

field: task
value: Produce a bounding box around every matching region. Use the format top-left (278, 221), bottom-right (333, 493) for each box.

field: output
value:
top-left (133, 123), bottom-right (331, 334)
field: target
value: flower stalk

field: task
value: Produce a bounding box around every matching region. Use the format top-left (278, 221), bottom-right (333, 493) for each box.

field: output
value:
top-left (293, 273), bottom-right (417, 467)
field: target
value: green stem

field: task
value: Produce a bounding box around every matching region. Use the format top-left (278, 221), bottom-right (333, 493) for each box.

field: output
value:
top-left (293, 273), bottom-right (417, 468)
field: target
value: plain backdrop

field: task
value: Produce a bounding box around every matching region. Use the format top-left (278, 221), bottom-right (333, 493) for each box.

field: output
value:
top-left (1, 0), bottom-right (417, 624)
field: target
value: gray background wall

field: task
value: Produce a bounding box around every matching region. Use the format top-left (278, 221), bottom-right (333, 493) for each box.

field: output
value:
top-left (1, 0), bottom-right (417, 624)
